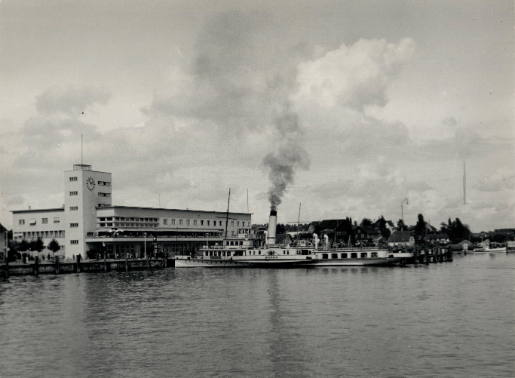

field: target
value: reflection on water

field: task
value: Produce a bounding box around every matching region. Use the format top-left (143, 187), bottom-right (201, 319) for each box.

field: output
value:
top-left (1, 254), bottom-right (514, 377)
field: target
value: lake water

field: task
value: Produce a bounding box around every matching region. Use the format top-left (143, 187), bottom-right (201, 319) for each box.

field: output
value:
top-left (1, 254), bottom-right (514, 377)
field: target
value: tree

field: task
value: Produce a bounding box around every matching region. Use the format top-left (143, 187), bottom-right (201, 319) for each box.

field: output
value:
top-left (19, 239), bottom-right (30, 252)
top-left (376, 216), bottom-right (391, 239)
top-left (7, 240), bottom-right (19, 262)
top-left (30, 238), bottom-right (44, 252)
top-left (397, 219), bottom-right (406, 231)
top-left (47, 239), bottom-right (60, 255)
top-left (414, 213), bottom-right (426, 243)
top-left (276, 223), bottom-right (286, 234)
top-left (446, 218), bottom-right (471, 243)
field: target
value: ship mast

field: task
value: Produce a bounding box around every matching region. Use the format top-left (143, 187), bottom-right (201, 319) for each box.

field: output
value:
top-left (224, 188), bottom-right (231, 239)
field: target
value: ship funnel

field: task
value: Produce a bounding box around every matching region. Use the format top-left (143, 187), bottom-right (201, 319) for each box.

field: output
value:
top-left (267, 207), bottom-right (277, 245)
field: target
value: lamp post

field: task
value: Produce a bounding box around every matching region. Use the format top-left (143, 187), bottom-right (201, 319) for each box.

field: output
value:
top-left (401, 198), bottom-right (409, 223)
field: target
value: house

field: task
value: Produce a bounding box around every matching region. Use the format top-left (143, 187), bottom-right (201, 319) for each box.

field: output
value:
top-left (388, 231), bottom-right (415, 248)
top-left (450, 240), bottom-right (471, 251)
top-left (0, 223), bottom-right (7, 262)
top-left (424, 233), bottom-right (450, 245)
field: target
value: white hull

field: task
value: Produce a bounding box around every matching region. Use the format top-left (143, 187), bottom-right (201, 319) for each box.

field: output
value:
top-left (306, 257), bottom-right (403, 266)
top-left (174, 258), bottom-right (251, 268)
top-left (174, 256), bottom-right (314, 268)
top-left (471, 247), bottom-right (506, 253)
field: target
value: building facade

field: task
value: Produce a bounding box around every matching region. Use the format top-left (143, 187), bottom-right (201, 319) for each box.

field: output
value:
top-left (12, 163), bottom-right (251, 260)
top-left (12, 208), bottom-right (66, 256)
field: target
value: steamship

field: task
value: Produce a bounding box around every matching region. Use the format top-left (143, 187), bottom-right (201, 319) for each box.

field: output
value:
top-left (174, 208), bottom-right (317, 267)
top-left (175, 208), bottom-right (404, 268)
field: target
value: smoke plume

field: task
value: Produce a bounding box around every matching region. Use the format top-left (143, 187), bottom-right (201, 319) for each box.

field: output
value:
top-left (263, 106), bottom-right (310, 208)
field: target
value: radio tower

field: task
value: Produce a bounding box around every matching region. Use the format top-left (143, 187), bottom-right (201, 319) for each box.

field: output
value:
top-left (463, 160), bottom-right (467, 205)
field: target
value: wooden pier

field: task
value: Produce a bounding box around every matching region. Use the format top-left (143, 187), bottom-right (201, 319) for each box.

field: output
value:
top-left (1, 257), bottom-right (175, 278)
top-left (409, 247), bottom-right (453, 265)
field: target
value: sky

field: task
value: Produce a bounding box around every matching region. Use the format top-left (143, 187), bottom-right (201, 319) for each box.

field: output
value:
top-left (0, 0), bottom-right (514, 231)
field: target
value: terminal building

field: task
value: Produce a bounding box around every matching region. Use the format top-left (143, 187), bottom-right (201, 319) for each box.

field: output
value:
top-left (11, 163), bottom-right (251, 260)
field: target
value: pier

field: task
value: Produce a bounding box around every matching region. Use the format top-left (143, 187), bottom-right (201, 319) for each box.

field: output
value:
top-left (1, 256), bottom-right (175, 278)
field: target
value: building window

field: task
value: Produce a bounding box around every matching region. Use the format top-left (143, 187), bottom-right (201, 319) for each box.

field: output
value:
top-left (54, 217), bottom-right (60, 224)
top-left (98, 192), bottom-right (111, 197)
top-left (193, 219), bottom-right (197, 225)
top-left (219, 221), bottom-right (222, 226)
top-left (69, 176), bottom-right (78, 182)
top-left (207, 220), bottom-right (210, 226)
top-left (171, 219), bottom-right (175, 225)
top-left (42, 218), bottom-right (48, 224)
top-left (70, 240), bottom-right (79, 245)
top-left (200, 220), bottom-right (204, 226)
top-left (70, 223), bottom-right (79, 228)
top-left (29, 218), bottom-right (36, 226)
top-left (69, 191), bottom-right (78, 196)
top-left (186, 219), bottom-right (190, 226)
top-left (179, 219), bottom-right (183, 225)
top-left (18, 219), bottom-right (25, 225)
top-left (69, 206), bottom-right (79, 211)
top-left (231, 220), bottom-right (234, 226)
top-left (163, 218), bottom-right (168, 225)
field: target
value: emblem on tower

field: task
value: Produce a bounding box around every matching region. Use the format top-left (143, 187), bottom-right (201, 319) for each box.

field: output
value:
top-left (86, 176), bottom-right (96, 191)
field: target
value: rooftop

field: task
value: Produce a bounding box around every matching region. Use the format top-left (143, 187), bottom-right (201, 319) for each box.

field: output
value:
top-left (97, 205), bottom-right (251, 216)
top-left (388, 230), bottom-right (413, 242)
top-left (11, 207), bottom-right (65, 214)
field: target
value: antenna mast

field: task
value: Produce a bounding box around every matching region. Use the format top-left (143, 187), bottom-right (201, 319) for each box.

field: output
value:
top-left (80, 133), bottom-right (84, 165)
top-left (463, 161), bottom-right (467, 205)
top-left (246, 188), bottom-right (249, 213)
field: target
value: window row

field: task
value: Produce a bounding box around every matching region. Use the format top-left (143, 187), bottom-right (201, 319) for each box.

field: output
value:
top-left (18, 230), bottom-right (65, 239)
top-left (18, 217), bottom-right (60, 226)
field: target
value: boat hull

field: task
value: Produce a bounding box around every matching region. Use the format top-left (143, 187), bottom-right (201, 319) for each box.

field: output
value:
top-left (306, 257), bottom-right (403, 267)
top-left (174, 257), bottom-right (314, 268)
top-left (471, 247), bottom-right (506, 253)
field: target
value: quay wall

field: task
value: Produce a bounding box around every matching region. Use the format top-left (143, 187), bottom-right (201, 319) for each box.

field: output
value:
top-left (1, 258), bottom-right (175, 277)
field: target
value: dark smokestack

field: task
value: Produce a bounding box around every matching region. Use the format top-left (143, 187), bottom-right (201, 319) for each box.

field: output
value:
top-left (267, 207), bottom-right (278, 245)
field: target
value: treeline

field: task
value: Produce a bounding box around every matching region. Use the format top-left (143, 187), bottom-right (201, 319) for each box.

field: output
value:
top-left (258, 214), bottom-right (473, 245)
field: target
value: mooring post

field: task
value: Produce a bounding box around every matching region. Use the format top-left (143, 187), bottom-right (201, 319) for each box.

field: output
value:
top-left (34, 255), bottom-right (39, 276)
top-left (76, 254), bottom-right (81, 273)
top-left (54, 255), bottom-right (60, 274)
top-left (4, 256), bottom-right (9, 280)
top-left (125, 253), bottom-right (128, 273)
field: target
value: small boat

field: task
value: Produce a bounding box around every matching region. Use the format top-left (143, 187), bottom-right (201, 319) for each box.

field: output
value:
top-left (471, 240), bottom-right (506, 253)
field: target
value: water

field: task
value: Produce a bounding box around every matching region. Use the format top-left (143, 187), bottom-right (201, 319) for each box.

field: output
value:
top-left (1, 254), bottom-right (514, 377)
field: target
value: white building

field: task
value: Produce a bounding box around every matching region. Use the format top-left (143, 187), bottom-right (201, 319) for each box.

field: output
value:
top-left (12, 208), bottom-right (66, 256)
top-left (12, 163), bottom-right (251, 260)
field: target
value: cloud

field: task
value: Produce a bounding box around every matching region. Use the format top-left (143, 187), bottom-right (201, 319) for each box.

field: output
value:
top-left (144, 10), bottom-right (301, 134)
top-left (476, 169), bottom-right (515, 192)
top-left (293, 38), bottom-right (415, 111)
top-left (36, 85), bottom-right (110, 116)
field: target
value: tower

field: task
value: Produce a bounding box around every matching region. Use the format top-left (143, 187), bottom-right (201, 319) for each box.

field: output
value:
top-left (64, 164), bottom-right (112, 259)
top-left (463, 161), bottom-right (467, 205)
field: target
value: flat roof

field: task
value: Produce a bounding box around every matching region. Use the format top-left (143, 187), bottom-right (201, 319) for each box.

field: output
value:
top-left (98, 205), bottom-right (251, 216)
top-left (12, 207), bottom-right (64, 214)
